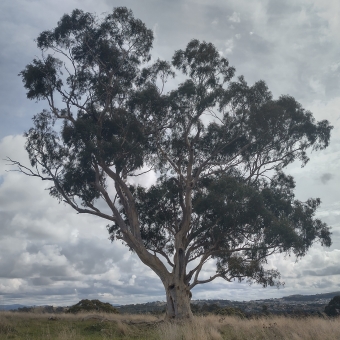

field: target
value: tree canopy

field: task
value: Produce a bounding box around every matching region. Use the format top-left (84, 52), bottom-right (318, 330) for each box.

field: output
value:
top-left (13, 7), bottom-right (332, 319)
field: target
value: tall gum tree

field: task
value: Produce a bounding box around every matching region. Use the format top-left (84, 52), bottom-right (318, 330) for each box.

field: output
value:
top-left (11, 7), bottom-right (333, 320)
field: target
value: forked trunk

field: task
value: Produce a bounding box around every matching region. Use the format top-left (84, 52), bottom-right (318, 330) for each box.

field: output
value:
top-left (164, 279), bottom-right (193, 320)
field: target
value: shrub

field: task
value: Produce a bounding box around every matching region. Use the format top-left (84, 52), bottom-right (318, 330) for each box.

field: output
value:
top-left (324, 296), bottom-right (340, 317)
top-left (67, 299), bottom-right (119, 314)
top-left (215, 307), bottom-right (245, 318)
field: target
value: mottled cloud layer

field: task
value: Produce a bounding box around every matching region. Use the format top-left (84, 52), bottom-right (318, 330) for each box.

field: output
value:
top-left (0, 0), bottom-right (340, 306)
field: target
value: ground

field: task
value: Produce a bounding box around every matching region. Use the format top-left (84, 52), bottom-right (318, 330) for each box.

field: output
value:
top-left (1, 311), bottom-right (340, 339)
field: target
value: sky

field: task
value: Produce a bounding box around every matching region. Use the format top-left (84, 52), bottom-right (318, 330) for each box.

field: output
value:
top-left (0, 0), bottom-right (340, 307)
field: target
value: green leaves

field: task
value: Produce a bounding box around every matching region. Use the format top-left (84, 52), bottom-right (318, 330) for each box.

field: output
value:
top-left (19, 56), bottom-right (63, 100)
top-left (19, 7), bottom-right (158, 207)
top-left (37, 9), bottom-right (94, 49)
top-left (172, 39), bottom-right (235, 85)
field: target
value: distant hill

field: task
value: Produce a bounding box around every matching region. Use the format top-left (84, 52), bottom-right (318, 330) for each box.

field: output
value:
top-left (116, 291), bottom-right (340, 315)
top-left (280, 292), bottom-right (340, 302)
top-left (0, 304), bottom-right (27, 311)
top-left (1, 291), bottom-right (340, 314)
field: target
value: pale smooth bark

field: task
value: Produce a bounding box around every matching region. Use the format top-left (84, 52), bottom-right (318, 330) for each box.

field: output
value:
top-left (164, 278), bottom-right (193, 320)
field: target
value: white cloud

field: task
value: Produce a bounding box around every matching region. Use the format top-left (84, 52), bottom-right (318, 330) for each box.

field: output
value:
top-left (330, 62), bottom-right (340, 72)
top-left (225, 39), bottom-right (234, 54)
top-left (228, 11), bottom-right (241, 23)
top-left (308, 77), bottom-right (326, 96)
top-left (127, 166), bottom-right (157, 188)
top-left (152, 23), bottom-right (159, 41)
top-left (129, 275), bottom-right (137, 286)
top-left (211, 18), bottom-right (219, 26)
top-left (0, 279), bottom-right (23, 292)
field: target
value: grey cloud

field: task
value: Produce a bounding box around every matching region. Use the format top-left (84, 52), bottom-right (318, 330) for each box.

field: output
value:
top-left (1, 271), bottom-right (166, 305)
top-left (228, 32), bottom-right (273, 66)
top-left (0, 212), bottom-right (17, 237)
top-left (324, 73), bottom-right (340, 98)
top-left (60, 239), bottom-right (116, 275)
top-left (1, 253), bottom-right (69, 279)
top-left (320, 173), bottom-right (334, 184)
top-left (267, 0), bottom-right (300, 23)
top-left (30, 277), bottom-right (52, 286)
top-left (312, 278), bottom-right (335, 289)
top-left (303, 265), bottom-right (340, 277)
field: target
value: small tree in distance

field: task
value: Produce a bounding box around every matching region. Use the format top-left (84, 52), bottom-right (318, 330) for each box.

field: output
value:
top-left (11, 7), bottom-right (332, 320)
top-left (324, 296), bottom-right (340, 317)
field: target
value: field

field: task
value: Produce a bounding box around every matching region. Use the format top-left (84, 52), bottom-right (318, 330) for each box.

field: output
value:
top-left (0, 311), bottom-right (340, 339)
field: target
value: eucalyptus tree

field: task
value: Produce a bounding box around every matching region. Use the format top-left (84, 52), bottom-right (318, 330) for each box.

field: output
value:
top-left (12, 7), bottom-right (332, 319)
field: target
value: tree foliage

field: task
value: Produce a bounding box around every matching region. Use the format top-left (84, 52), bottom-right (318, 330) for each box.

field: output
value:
top-left (324, 296), bottom-right (340, 317)
top-left (13, 7), bottom-right (332, 319)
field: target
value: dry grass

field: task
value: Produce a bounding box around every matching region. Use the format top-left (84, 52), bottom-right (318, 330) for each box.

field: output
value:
top-left (157, 316), bottom-right (223, 340)
top-left (0, 311), bottom-right (340, 339)
top-left (157, 315), bottom-right (340, 340)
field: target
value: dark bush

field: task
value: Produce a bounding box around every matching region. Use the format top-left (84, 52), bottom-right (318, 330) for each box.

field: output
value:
top-left (67, 299), bottom-right (119, 314)
top-left (17, 307), bottom-right (33, 313)
top-left (324, 296), bottom-right (340, 317)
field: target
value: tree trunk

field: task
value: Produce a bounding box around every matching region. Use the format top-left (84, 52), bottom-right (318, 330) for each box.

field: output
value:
top-left (164, 279), bottom-right (193, 320)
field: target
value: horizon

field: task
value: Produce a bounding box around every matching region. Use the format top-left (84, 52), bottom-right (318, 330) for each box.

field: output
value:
top-left (1, 290), bottom-right (340, 308)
